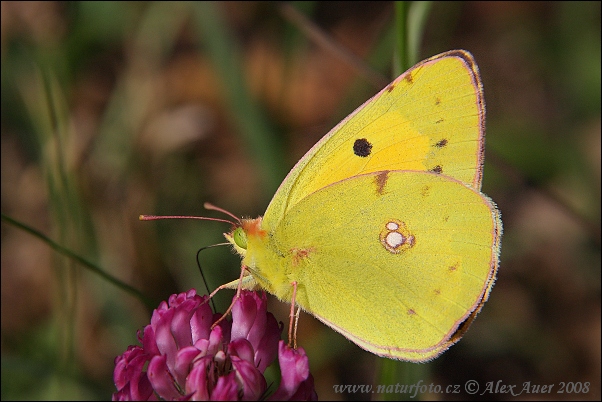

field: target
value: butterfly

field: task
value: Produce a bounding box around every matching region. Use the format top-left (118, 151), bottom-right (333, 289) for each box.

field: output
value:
top-left (220, 50), bottom-right (500, 362)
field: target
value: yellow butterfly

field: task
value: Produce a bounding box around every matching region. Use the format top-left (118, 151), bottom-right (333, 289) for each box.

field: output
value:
top-left (222, 50), bottom-right (501, 362)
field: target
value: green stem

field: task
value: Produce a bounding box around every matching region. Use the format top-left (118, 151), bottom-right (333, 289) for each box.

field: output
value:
top-left (1, 213), bottom-right (155, 309)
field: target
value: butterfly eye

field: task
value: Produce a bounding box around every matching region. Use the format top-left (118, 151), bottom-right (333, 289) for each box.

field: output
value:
top-left (233, 227), bottom-right (248, 249)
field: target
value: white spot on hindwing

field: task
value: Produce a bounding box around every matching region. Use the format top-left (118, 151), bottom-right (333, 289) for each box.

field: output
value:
top-left (385, 232), bottom-right (404, 248)
top-left (380, 219), bottom-right (415, 254)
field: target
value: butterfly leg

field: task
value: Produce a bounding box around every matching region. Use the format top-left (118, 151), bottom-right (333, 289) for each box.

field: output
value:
top-left (288, 281), bottom-right (301, 349)
top-left (293, 305), bottom-right (301, 349)
top-left (210, 264), bottom-right (249, 329)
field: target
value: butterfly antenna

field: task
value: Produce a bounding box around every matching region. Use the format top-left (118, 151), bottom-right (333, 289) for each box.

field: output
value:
top-left (203, 202), bottom-right (242, 224)
top-left (139, 214), bottom-right (236, 226)
top-left (196, 243), bottom-right (229, 312)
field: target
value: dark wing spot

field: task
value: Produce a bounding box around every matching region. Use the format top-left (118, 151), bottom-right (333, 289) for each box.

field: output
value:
top-left (435, 97), bottom-right (441, 105)
top-left (421, 185), bottom-right (430, 197)
top-left (374, 171), bottom-right (389, 195)
top-left (435, 118), bottom-right (444, 124)
top-left (435, 139), bottom-right (448, 148)
top-left (404, 72), bottom-right (413, 84)
top-left (430, 165), bottom-right (443, 174)
top-left (353, 138), bottom-right (372, 157)
top-left (386, 84), bottom-right (395, 92)
top-left (449, 263), bottom-right (459, 272)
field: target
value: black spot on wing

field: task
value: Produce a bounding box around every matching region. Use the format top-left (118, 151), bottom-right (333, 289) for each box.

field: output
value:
top-left (353, 138), bottom-right (372, 157)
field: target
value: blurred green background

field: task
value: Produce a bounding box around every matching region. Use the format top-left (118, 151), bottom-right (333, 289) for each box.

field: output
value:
top-left (1, 1), bottom-right (600, 400)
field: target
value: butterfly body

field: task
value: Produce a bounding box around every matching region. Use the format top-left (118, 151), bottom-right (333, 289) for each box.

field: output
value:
top-left (226, 50), bottom-right (501, 362)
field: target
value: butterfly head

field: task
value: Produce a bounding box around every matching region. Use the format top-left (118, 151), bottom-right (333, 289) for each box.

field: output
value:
top-left (224, 217), bottom-right (266, 257)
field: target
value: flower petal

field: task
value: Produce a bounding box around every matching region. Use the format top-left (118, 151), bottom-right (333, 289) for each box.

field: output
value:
top-left (231, 292), bottom-right (257, 342)
top-left (147, 354), bottom-right (181, 400)
top-left (254, 312), bottom-right (281, 373)
top-left (190, 297), bottom-right (214, 344)
top-left (174, 345), bottom-right (201, 387)
top-left (246, 292), bottom-right (268, 349)
top-left (232, 356), bottom-right (266, 400)
top-left (268, 341), bottom-right (317, 401)
top-left (112, 346), bottom-right (155, 401)
top-left (154, 307), bottom-right (178, 371)
top-left (170, 299), bottom-right (196, 348)
top-left (211, 372), bottom-right (239, 401)
top-left (186, 357), bottom-right (211, 401)
top-left (229, 338), bottom-right (255, 365)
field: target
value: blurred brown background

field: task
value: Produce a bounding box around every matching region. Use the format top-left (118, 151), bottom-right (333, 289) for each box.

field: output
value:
top-left (1, 2), bottom-right (600, 400)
